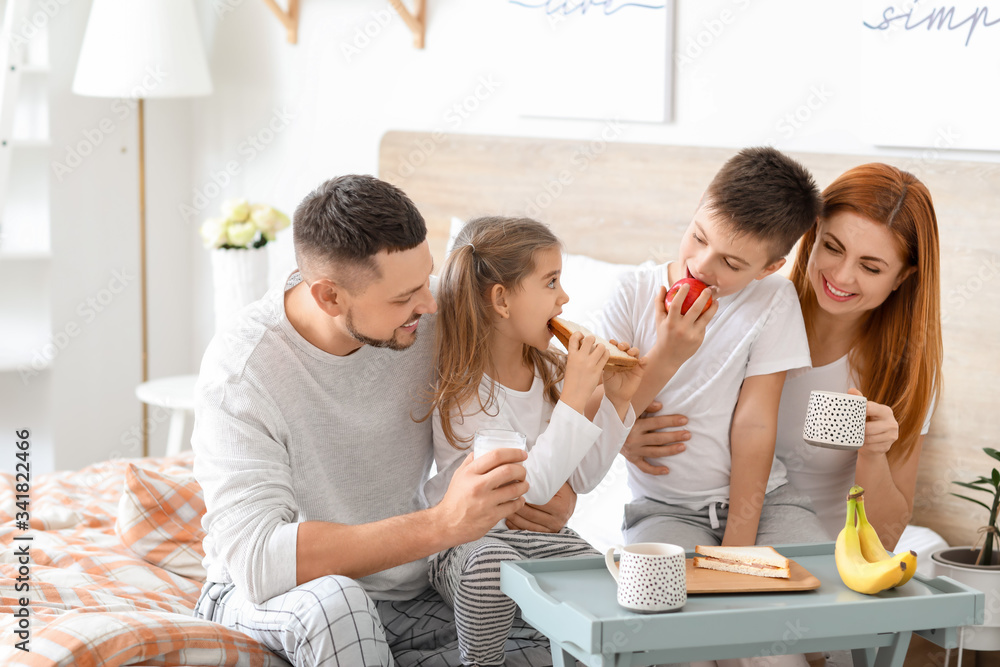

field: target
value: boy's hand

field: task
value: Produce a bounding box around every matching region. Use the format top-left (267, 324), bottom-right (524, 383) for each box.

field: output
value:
top-left (603, 340), bottom-right (645, 418)
top-left (650, 284), bottom-right (718, 369)
top-left (435, 449), bottom-right (529, 544)
top-left (561, 332), bottom-right (610, 414)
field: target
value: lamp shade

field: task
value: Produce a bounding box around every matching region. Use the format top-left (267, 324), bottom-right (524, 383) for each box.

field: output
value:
top-left (73, 0), bottom-right (212, 99)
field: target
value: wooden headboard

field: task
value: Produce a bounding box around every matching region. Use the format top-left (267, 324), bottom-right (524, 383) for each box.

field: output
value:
top-left (380, 131), bottom-right (1000, 546)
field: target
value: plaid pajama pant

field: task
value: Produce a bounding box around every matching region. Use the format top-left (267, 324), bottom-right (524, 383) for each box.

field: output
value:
top-left (195, 575), bottom-right (555, 666)
top-left (429, 527), bottom-right (599, 666)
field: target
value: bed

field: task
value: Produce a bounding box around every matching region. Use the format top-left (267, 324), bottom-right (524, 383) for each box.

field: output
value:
top-left (0, 453), bottom-right (289, 666)
top-left (2, 132), bottom-right (996, 666)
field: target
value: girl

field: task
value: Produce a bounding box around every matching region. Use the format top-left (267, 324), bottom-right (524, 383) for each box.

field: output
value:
top-left (422, 216), bottom-right (643, 666)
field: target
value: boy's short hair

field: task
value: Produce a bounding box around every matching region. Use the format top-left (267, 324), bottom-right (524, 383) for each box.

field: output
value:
top-left (293, 175), bottom-right (426, 290)
top-left (704, 147), bottom-right (821, 262)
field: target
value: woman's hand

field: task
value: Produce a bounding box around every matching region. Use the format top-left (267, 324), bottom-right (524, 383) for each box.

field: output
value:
top-left (848, 387), bottom-right (899, 455)
top-left (621, 400), bottom-right (690, 475)
top-left (561, 332), bottom-right (610, 414)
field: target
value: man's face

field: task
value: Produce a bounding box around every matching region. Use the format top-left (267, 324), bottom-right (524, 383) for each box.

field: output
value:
top-left (675, 203), bottom-right (784, 298)
top-left (339, 241), bottom-right (437, 350)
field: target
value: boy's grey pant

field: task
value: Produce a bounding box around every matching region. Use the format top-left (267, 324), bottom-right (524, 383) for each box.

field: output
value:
top-left (624, 483), bottom-right (829, 548)
top-left (195, 576), bottom-right (553, 666)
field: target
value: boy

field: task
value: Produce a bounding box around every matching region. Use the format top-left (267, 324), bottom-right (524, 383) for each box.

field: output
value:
top-left (596, 147), bottom-right (828, 548)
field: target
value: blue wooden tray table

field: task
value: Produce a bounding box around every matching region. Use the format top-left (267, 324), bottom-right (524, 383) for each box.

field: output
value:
top-left (500, 543), bottom-right (984, 667)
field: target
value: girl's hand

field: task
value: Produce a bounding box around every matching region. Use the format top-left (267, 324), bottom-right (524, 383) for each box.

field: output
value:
top-left (603, 340), bottom-right (645, 411)
top-left (848, 388), bottom-right (898, 455)
top-left (561, 332), bottom-right (609, 414)
top-left (621, 401), bottom-right (690, 475)
top-left (650, 284), bottom-right (717, 370)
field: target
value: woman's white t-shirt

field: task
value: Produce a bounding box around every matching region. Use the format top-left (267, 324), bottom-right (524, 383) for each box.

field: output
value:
top-left (775, 355), bottom-right (933, 538)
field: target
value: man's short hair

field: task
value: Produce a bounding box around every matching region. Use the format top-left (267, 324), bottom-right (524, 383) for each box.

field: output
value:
top-left (293, 175), bottom-right (426, 291)
top-left (704, 147), bottom-right (822, 262)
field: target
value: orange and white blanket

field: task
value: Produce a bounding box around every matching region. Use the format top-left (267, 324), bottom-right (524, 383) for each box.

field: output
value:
top-left (0, 453), bottom-right (289, 667)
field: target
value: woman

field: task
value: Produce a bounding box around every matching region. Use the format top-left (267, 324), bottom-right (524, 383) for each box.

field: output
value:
top-left (624, 163), bottom-right (942, 549)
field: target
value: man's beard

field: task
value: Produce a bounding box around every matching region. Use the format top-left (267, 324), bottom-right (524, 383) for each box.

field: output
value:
top-left (345, 309), bottom-right (419, 351)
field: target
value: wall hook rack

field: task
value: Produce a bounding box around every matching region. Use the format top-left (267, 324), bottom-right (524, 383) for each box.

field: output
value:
top-left (262, 0), bottom-right (300, 44)
top-left (262, 0), bottom-right (425, 48)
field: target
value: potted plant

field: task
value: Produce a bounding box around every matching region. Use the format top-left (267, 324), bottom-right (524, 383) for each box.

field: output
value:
top-left (930, 446), bottom-right (1000, 650)
top-left (200, 199), bottom-right (290, 333)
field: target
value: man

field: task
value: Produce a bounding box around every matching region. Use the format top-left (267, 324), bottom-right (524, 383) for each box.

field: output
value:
top-left (192, 175), bottom-right (567, 666)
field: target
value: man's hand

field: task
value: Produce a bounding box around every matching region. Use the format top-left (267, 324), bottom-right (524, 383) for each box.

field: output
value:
top-left (433, 449), bottom-right (529, 544)
top-left (505, 481), bottom-right (578, 532)
top-left (621, 400), bottom-right (690, 475)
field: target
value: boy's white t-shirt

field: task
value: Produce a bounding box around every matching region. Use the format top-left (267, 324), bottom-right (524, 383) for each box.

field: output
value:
top-left (595, 262), bottom-right (811, 510)
top-left (776, 355), bottom-right (935, 538)
top-left (424, 368), bottom-right (636, 527)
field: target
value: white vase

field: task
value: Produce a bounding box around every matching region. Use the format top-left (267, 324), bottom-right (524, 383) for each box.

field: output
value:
top-left (211, 246), bottom-right (269, 334)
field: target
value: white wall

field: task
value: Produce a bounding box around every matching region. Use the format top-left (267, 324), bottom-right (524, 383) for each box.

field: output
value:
top-left (42, 0), bottom-right (998, 469)
top-left (48, 1), bottom-right (195, 470)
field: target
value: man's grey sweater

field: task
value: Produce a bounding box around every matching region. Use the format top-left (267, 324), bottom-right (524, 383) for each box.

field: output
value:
top-left (192, 274), bottom-right (436, 604)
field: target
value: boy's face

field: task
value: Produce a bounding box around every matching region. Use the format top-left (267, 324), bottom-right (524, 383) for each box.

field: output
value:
top-left (675, 203), bottom-right (786, 298)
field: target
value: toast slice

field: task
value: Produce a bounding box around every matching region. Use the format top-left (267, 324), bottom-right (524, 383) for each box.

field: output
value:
top-left (548, 316), bottom-right (638, 370)
top-left (693, 545), bottom-right (791, 579)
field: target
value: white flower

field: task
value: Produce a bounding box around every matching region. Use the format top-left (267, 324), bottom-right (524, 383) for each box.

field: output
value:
top-left (250, 204), bottom-right (291, 239)
top-left (226, 220), bottom-right (258, 247)
top-left (222, 198), bottom-right (250, 222)
top-left (200, 217), bottom-right (229, 249)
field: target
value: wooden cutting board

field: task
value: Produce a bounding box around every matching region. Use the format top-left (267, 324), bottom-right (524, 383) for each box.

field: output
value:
top-left (685, 558), bottom-right (821, 594)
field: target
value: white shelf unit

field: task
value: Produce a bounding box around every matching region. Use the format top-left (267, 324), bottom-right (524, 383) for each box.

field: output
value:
top-left (0, 0), bottom-right (53, 473)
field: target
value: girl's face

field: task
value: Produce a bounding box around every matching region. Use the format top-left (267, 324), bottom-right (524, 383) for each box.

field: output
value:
top-left (497, 246), bottom-right (569, 351)
top-left (808, 210), bottom-right (915, 319)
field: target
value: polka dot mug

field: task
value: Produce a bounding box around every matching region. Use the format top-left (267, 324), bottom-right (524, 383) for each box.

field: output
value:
top-left (605, 543), bottom-right (687, 613)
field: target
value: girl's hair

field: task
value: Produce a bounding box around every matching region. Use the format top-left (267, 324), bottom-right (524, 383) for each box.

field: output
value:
top-left (424, 216), bottom-right (566, 450)
top-left (790, 163), bottom-right (942, 465)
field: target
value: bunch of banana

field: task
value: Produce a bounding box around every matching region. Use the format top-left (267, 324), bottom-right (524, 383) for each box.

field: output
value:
top-left (835, 485), bottom-right (917, 594)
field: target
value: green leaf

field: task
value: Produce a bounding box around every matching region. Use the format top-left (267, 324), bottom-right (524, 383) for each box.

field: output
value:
top-left (994, 469), bottom-right (1000, 487)
top-left (985, 448), bottom-right (1000, 462)
top-left (952, 493), bottom-right (993, 511)
top-left (954, 481), bottom-right (994, 493)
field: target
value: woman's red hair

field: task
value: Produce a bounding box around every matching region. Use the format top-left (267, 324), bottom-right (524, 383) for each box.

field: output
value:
top-left (790, 163), bottom-right (942, 464)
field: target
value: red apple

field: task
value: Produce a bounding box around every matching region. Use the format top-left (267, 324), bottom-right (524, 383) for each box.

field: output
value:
top-left (666, 278), bottom-right (712, 315)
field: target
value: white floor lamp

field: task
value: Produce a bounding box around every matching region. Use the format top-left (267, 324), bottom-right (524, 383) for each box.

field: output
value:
top-left (72, 0), bottom-right (212, 457)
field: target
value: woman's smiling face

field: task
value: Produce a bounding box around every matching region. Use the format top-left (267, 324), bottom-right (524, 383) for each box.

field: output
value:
top-left (808, 210), bottom-right (915, 318)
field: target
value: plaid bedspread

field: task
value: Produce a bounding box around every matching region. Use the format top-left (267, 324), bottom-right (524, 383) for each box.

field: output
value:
top-left (0, 453), bottom-right (290, 667)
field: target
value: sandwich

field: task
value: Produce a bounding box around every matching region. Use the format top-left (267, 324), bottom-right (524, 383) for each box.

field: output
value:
top-left (548, 316), bottom-right (638, 370)
top-left (693, 545), bottom-right (791, 579)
